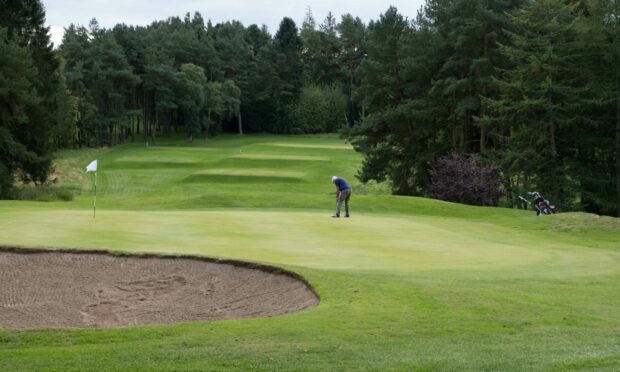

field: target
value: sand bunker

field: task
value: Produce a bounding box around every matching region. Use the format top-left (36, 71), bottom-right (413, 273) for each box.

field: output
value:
top-left (0, 248), bottom-right (319, 329)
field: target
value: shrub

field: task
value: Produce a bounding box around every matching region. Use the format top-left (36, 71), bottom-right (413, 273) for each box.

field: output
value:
top-left (55, 189), bottom-right (74, 201)
top-left (15, 184), bottom-right (74, 202)
top-left (429, 152), bottom-right (504, 206)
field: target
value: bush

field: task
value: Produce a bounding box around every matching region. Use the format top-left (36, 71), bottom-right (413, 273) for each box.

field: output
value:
top-left (429, 152), bottom-right (504, 206)
top-left (15, 184), bottom-right (75, 202)
top-left (55, 189), bottom-right (74, 201)
top-left (351, 180), bottom-right (392, 195)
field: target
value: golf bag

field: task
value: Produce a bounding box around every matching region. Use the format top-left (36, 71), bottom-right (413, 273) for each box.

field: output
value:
top-left (519, 192), bottom-right (557, 216)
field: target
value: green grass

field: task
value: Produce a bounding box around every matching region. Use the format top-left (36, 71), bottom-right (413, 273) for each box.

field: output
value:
top-left (0, 134), bottom-right (619, 371)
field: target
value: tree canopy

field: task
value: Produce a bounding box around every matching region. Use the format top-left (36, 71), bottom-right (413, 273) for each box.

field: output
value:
top-left (1, 0), bottom-right (619, 216)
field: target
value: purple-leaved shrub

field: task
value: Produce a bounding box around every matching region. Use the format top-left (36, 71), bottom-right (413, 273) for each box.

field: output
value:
top-left (429, 153), bottom-right (504, 206)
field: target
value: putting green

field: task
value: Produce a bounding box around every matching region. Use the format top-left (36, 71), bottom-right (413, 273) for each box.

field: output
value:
top-left (1, 209), bottom-right (615, 275)
top-left (0, 134), bottom-right (618, 371)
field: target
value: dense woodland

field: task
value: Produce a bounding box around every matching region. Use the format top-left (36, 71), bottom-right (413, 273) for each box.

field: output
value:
top-left (1, 0), bottom-right (619, 216)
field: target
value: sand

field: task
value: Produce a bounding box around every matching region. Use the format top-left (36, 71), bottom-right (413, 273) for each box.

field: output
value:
top-left (0, 248), bottom-right (319, 329)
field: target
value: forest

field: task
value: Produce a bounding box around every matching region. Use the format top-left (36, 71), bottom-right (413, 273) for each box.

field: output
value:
top-left (1, 0), bottom-right (619, 216)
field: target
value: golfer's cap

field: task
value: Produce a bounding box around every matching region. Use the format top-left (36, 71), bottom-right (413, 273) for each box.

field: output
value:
top-left (332, 176), bottom-right (338, 183)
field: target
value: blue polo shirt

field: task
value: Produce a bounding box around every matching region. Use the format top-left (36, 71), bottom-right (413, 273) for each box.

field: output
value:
top-left (334, 177), bottom-right (351, 191)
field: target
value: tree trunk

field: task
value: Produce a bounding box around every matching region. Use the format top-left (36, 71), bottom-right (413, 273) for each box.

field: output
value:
top-left (548, 74), bottom-right (557, 159)
top-left (504, 175), bottom-right (513, 207)
top-left (616, 79), bottom-right (620, 217)
top-left (151, 121), bottom-right (157, 145)
top-left (550, 120), bottom-right (557, 158)
top-left (151, 92), bottom-right (157, 145)
top-left (349, 70), bottom-right (354, 126)
top-left (480, 86), bottom-right (487, 154)
top-left (173, 110), bottom-right (178, 133)
top-left (480, 15), bottom-right (490, 155)
top-left (131, 115), bottom-right (135, 143)
top-left (612, 0), bottom-right (620, 217)
top-left (143, 88), bottom-right (149, 146)
top-left (205, 109), bottom-right (211, 141)
top-left (238, 112), bottom-right (243, 135)
top-left (155, 109), bottom-right (159, 136)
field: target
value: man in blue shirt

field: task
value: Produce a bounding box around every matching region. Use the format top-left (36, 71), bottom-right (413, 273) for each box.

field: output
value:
top-left (332, 176), bottom-right (351, 218)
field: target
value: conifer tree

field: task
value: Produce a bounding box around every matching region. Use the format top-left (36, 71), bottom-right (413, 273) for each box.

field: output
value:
top-left (337, 14), bottom-right (366, 126)
top-left (0, 0), bottom-right (70, 194)
top-left (573, 0), bottom-right (620, 215)
top-left (484, 0), bottom-right (584, 207)
top-left (269, 17), bottom-right (303, 133)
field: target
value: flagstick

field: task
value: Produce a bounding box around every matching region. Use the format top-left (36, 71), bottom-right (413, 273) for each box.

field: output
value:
top-left (93, 171), bottom-right (97, 218)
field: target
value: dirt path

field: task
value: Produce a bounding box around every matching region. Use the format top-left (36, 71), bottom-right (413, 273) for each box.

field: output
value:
top-left (0, 249), bottom-right (319, 329)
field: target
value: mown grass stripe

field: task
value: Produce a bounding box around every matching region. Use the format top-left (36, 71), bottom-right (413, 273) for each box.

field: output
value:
top-left (192, 169), bottom-right (306, 178)
top-left (231, 154), bottom-right (330, 161)
top-left (258, 142), bottom-right (353, 150)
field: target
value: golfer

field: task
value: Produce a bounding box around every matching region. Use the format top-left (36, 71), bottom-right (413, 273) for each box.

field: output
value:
top-left (332, 176), bottom-right (351, 218)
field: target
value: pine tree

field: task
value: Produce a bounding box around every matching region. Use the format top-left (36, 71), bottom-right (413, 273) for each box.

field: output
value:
top-left (301, 10), bottom-right (343, 86)
top-left (426, 0), bottom-right (522, 154)
top-left (0, 0), bottom-right (67, 193)
top-left (268, 17), bottom-right (303, 133)
top-left (353, 7), bottom-right (421, 193)
top-left (243, 24), bottom-right (272, 132)
top-left (484, 0), bottom-right (585, 207)
top-left (0, 27), bottom-right (39, 196)
top-left (574, 0), bottom-right (620, 215)
top-left (59, 24), bottom-right (98, 147)
top-left (337, 14), bottom-right (366, 126)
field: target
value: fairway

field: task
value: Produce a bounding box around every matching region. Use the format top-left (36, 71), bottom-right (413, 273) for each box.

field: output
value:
top-left (1, 135), bottom-right (619, 370)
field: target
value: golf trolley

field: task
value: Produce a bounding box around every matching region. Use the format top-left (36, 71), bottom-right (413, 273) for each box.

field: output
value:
top-left (518, 192), bottom-right (557, 216)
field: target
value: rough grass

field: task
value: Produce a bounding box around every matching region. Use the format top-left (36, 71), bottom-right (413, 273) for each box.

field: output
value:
top-left (0, 134), bottom-right (618, 371)
top-left (14, 184), bottom-right (76, 202)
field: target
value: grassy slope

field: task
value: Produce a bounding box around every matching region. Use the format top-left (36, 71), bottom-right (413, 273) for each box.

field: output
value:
top-left (0, 134), bottom-right (619, 371)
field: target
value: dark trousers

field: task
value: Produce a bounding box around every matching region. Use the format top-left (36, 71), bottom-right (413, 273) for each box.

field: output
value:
top-left (336, 189), bottom-right (351, 216)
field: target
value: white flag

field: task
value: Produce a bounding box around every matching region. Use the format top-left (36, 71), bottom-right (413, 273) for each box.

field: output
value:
top-left (86, 160), bottom-right (98, 173)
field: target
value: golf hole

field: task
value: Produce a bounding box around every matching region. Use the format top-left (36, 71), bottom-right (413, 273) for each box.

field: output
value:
top-left (0, 248), bottom-right (319, 329)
